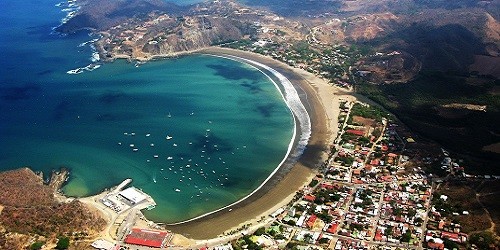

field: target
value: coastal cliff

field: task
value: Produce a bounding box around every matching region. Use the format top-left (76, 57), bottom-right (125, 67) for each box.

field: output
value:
top-left (141, 17), bottom-right (247, 55)
top-left (57, 0), bottom-right (261, 60)
top-left (0, 168), bottom-right (105, 249)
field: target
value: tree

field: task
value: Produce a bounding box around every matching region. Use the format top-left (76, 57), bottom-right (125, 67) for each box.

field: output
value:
top-left (303, 233), bottom-right (313, 243)
top-left (318, 238), bottom-right (330, 244)
top-left (400, 231), bottom-right (412, 242)
top-left (30, 242), bottom-right (44, 250)
top-left (55, 237), bottom-right (70, 250)
top-left (254, 227), bottom-right (266, 236)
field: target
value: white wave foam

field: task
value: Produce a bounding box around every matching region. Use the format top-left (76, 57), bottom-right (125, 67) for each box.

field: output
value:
top-left (66, 64), bottom-right (101, 74)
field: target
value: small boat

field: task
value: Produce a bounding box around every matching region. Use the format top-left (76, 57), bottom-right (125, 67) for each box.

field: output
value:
top-left (173, 143), bottom-right (177, 147)
top-left (129, 144), bottom-right (135, 147)
top-left (146, 133), bottom-right (151, 137)
top-left (150, 143), bottom-right (154, 147)
top-left (167, 112), bottom-right (172, 118)
top-left (133, 148), bottom-right (139, 152)
top-left (166, 135), bottom-right (173, 140)
top-left (175, 188), bottom-right (181, 192)
top-left (167, 156), bottom-right (173, 160)
top-left (153, 155), bottom-right (159, 158)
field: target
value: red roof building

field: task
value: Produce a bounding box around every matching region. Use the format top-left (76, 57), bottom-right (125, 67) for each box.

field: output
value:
top-left (427, 242), bottom-right (445, 249)
top-left (124, 228), bottom-right (168, 248)
top-left (374, 230), bottom-right (383, 241)
top-left (321, 183), bottom-right (336, 190)
top-left (441, 231), bottom-right (460, 242)
top-left (306, 215), bottom-right (317, 228)
top-left (304, 194), bottom-right (316, 202)
top-left (327, 223), bottom-right (339, 234)
top-left (346, 130), bottom-right (365, 136)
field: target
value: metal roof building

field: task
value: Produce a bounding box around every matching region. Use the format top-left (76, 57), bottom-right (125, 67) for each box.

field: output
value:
top-left (124, 228), bottom-right (168, 248)
top-left (119, 187), bottom-right (147, 204)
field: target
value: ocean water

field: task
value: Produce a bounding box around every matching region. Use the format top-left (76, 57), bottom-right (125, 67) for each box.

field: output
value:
top-left (0, 0), bottom-right (295, 223)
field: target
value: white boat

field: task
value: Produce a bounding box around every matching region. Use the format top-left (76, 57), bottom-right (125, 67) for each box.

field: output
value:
top-left (153, 155), bottom-right (159, 158)
top-left (146, 133), bottom-right (151, 137)
top-left (129, 144), bottom-right (135, 147)
top-left (167, 112), bottom-right (172, 118)
top-left (133, 148), bottom-right (139, 152)
top-left (173, 143), bottom-right (177, 147)
top-left (66, 68), bottom-right (83, 74)
top-left (150, 143), bottom-right (154, 147)
top-left (175, 188), bottom-right (181, 192)
top-left (166, 135), bottom-right (173, 140)
top-left (167, 156), bottom-right (173, 160)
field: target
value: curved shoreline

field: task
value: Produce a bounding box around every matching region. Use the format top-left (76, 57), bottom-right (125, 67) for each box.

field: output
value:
top-left (164, 47), bottom-right (332, 239)
top-left (166, 53), bottom-right (311, 226)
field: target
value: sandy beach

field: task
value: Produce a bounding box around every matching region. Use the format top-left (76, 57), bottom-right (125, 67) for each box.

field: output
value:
top-left (164, 47), bottom-right (349, 239)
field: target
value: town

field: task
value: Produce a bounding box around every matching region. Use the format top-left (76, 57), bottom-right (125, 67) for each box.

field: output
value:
top-left (88, 99), bottom-right (498, 250)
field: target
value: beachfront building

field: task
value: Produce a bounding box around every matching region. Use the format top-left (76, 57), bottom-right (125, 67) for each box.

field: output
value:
top-left (124, 228), bottom-right (171, 248)
top-left (119, 187), bottom-right (147, 205)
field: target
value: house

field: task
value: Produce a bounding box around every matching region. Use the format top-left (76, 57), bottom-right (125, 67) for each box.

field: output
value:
top-left (346, 129), bottom-right (365, 136)
top-left (304, 194), bottom-right (316, 202)
top-left (306, 215), bottom-right (317, 228)
top-left (327, 223), bottom-right (339, 234)
top-left (427, 241), bottom-right (445, 249)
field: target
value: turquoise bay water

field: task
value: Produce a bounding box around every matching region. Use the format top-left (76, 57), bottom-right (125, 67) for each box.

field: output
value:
top-left (0, 0), bottom-right (294, 222)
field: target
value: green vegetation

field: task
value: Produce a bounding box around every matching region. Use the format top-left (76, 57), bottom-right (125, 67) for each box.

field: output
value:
top-left (309, 179), bottom-right (319, 187)
top-left (254, 227), bottom-right (266, 236)
top-left (30, 242), bottom-right (44, 250)
top-left (468, 231), bottom-right (498, 249)
top-left (350, 103), bottom-right (389, 122)
top-left (357, 71), bottom-right (500, 174)
top-left (335, 156), bottom-right (354, 166)
top-left (400, 231), bottom-right (412, 242)
top-left (55, 237), bottom-right (70, 250)
top-left (318, 237), bottom-right (330, 244)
